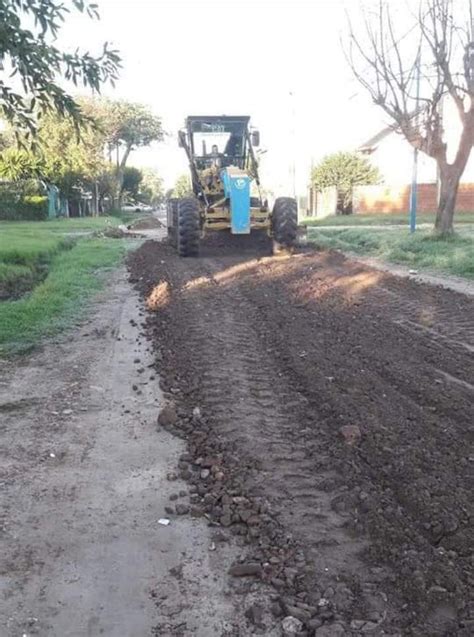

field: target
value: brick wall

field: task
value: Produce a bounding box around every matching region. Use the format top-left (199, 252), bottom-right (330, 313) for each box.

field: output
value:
top-left (456, 184), bottom-right (474, 211)
top-left (353, 183), bottom-right (474, 214)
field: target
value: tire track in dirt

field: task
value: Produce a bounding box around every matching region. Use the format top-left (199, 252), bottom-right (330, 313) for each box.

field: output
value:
top-left (130, 240), bottom-right (474, 636)
top-left (155, 251), bottom-right (372, 596)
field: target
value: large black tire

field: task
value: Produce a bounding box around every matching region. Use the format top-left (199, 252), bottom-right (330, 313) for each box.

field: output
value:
top-left (177, 197), bottom-right (200, 257)
top-left (272, 197), bottom-right (298, 250)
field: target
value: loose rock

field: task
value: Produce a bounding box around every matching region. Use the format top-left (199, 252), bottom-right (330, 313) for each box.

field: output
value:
top-left (315, 623), bottom-right (346, 636)
top-left (158, 405), bottom-right (178, 427)
top-left (339, 425), bottom-right (361, 446)
top-left (228, 562), bottom-right (262, 577)
top-left (284, 605), bottom-right (311, 624)
top-left (176, 503), bottom-right (190, 515)
top-left (244, 603), bottom-right (264, 626)
top-left (281, 615), bottom-right (303, 635)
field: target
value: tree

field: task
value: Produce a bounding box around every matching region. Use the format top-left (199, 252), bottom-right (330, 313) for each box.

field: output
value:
top-left (121, 167), bottom-right (143, 201)
top-left (311, 152), bottom-right (381, 213)
top-left (346, 0), bottom-right (474, 235)
top-left (0, 99), bottom-right (112, 212)
top-left (69, 98), bottom-right (163, 207)
top-left (139, 168), bottom-right (164, 206)
top-left (172, 174), bottom-right (192, 198)
top-left (0, 0), bottom-right (120, 137)
top-left (1, 96), bottom-right (164, 211)
top-left (103, 100), bottom-right (164, 207)
top-left (39, 108), bottom-right (108, 195)
top-left (0, 147), bottom-right (42, 181)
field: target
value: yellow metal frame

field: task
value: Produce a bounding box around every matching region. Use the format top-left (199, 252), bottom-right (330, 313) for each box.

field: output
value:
top-left (197, 165), bottom-right (271, 233)
top-left (203, 205), bottom-right (270, 232)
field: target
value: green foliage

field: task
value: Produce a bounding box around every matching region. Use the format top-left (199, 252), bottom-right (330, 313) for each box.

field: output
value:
top-left (172, 175), bottom-right (193, 198)
top-left (0, 1), bottom-right (121, 137)
top-left (122, 166), bottom-right (143, 200)
top-left (0, 215), bottom-right (127, 236)
top-left (139, 168), bottom-right (164, 205)
top-left (0, 262), bottom-right (32, 283)
top-left (0, 97), bottom-right (163, 211)
top-left (0, 148), bottom-right (43, 180)
top-left (0, 225), bottom-right (71, 266)
top-left (308, 226), bottom-right (474, 279)
top-left (100, 99), bottom-right (164, 206)
top-left (0, 183), bottom-right (48, 221)
top-left (303, 212), bottom-right (474, 227)
top-left (311, 152), bottom-right (381, 212)
top-left (36, 103), bottom-right (110, 196)
top-left (22, 195), bottom-right (48, 219)
top-left (106, 100), bottom-right (164, 150)
top-left (0, 236), bottom-right (125, 355)
top-left (0, 98), bottom-right (111, 197)
top-left (0, 262), bottom-right (39, 301)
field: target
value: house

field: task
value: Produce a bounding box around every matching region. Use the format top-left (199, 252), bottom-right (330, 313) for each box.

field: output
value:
top-left (306, 99), bottom-right (474, 217)
top-left (354, 99), bottom-right (474, 214)
top-left (357, 98), bottom-right (474, 185)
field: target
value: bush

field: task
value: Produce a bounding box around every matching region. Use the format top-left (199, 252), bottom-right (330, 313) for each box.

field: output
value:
top-left (22, 195), bottom-right (48, 220)
top-left (311, 152), bottom-right (382, 214)
top-left (0, 187), bottom-right (48, 221)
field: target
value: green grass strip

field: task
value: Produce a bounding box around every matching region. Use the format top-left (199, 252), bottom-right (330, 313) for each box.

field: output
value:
top-left (308, 227), bottom-right (474, 280)
top-left (0, 237), bottom-right (126, 355)
top-left (303, 212), bottom-right (474, 227)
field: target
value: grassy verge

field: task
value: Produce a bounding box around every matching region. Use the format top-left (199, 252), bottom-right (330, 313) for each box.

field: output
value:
top-left (308, 226), bottom-right (474, 280)
top-left (303, 212), bottom-right (474, 227)
top-left (0, 217), bottom-right (135, 354)
top-left (0, 237), bottom-right (126, 355)
top-left (0, 215), bottom-right (136, 296)
top-left (0, 262), bottom-right (46, 300)
top-left (0, 214), bottom-right (129, 236)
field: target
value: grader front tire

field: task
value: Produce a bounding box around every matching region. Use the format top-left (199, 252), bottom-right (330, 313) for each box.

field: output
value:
top-left (178, 198), bottom-right (200, 257)
top-left (272, 197), bottom-right (298, 253)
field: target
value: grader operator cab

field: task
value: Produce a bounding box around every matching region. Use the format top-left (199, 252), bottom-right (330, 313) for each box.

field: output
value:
top-left (167, 115), bottom-right (298, 256)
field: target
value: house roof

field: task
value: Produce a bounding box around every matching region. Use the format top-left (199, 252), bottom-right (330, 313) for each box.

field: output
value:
top-left (358, 122), bottom-right (400, 152)
top-left (358, 108), bottom-right (421, 153)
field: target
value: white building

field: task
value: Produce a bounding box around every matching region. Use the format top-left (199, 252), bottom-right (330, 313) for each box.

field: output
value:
top-left (358, 98), bottom-right (474, 185)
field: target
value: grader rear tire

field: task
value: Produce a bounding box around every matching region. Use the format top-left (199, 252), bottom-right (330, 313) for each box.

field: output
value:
top-left (178, 197), bottom-right (200, 257)
top-left (272, 197), bottom-right (298, 252)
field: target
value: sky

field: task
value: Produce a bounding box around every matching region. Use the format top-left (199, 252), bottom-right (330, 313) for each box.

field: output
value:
top-left (57, 0), bottom-right (402, 194)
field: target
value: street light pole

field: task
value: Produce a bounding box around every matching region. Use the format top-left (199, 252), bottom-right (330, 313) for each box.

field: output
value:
top-left (289, 90), bottom-right (296, 200)
top-left (409, 51), bottom-right (421, 233)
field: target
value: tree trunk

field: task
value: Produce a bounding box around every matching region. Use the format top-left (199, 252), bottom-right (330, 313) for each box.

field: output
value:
top-left (434, 166), bottom-right (461, 235)
top-left (116, 143), bottom-right (132, 211)
top-left (434, 108), bottom-right (474, 236)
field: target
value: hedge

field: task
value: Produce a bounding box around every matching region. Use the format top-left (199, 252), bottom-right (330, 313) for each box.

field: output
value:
top-left (0, 189), bottom-right (48, 221)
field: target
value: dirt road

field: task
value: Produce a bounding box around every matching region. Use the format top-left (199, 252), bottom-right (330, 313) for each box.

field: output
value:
top-left (0, 268), bottom-right (244, 637)
top-left (129, 236), bottom-right (474, 636)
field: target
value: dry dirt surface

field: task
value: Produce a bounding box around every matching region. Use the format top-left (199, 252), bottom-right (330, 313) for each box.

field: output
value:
top-left (129, 235), bottom-right (474, 637)
top-left (0, 269), bottom-right (250, 637)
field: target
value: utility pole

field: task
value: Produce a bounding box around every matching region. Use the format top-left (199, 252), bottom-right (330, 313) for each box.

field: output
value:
top-left (436, 94), bottom-right (444, 206)
top-left (289, 91), bottom-right (296, 200)
top-left (409, 51), bottom-right (421, 233)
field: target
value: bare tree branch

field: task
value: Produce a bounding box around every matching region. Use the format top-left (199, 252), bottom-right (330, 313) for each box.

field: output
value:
top-left (345, 0), bottom-right (474, 234)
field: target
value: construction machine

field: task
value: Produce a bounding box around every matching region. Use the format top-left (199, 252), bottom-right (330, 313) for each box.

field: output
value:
top-left (167, 115), bottom-right (298, 256)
